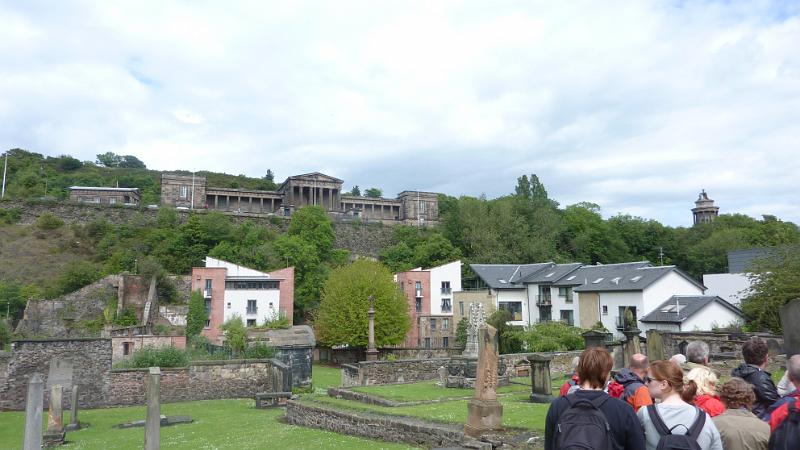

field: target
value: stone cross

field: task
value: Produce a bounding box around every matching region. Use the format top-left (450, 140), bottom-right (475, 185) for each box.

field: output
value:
top-left (462, 303), bottom-right (486, 358)
top-left (366, 295), bottom-right (378, 361)
top-left (43, 384), bottom-right (66, 446)
top-left (23, 373), bottom-right (44, 450)
top-left (465, 325), bottom-right (503, 438)
top-left (144, 367), bottom-right (161, 450)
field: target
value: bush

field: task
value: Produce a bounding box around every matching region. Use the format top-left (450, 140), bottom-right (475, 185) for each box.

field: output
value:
top-left (36, 213), bottom-right (64, 230)
top-left (53, 261), bottom-right (101, 296)
top-left (487, 309), bottom-right (523, 354)
top-left (455, 317), bottom-right (468, 348)
top-left (258, 310), bottom-right (290, 330)
top-left (244, 342), bottom-right (276, 359)
top-left (113, 306), bottom-right (139, 326)
top-left (186, 290), bottom-right (208, 338)
top-left (126, 345), bottom-right (188, 368)
top-left (221, 315), bottom-right (247, 356)
top-left (512, 321), bottom-right (585, 352)
top-left (0, 320), bottom-right (11, 349)
top-left (0, 207), bottom-right (22, 224)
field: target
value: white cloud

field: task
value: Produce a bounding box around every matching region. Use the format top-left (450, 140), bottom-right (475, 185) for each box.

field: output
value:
top-left (0, 0), bottom-right (798, 226)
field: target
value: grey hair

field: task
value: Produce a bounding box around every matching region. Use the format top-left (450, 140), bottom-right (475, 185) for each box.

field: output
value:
top-left (670, 354), bottom-right (687, 365)
top-left (789, 355), bottom-right (800, 383)
top-left (686, 341), bottom-right (710, 364)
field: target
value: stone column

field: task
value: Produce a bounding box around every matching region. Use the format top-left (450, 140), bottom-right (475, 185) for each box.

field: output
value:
top-left (23, 374), bottom-right (44, 450)
top-left (622, 328), bottom-right (642, 368)
top-left (43, 384), bottom-right (65, 446)
top-left (366, 295), bottom-right (378, 361)
top-left (144, 367), bottom-right (161, 450)
top-left (465, 325), bottom-right (503, 438)
top-left (528, 354), bottom-right (554, 403)
top-left (65, 385), bottom-right (81, 431)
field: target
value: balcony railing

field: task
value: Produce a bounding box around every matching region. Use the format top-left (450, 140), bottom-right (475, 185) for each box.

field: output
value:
top-left (535, 295), bottom-right (552, 306)
top-left (247, 307), bottom-right (258, 315)
top-left (441, 288), bottom-right (452, 295)
top-left (203, 289), bottom-right (212, 298)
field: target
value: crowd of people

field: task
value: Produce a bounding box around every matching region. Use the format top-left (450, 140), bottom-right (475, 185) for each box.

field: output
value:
top-left (545, 337), bottom-right (800, 450)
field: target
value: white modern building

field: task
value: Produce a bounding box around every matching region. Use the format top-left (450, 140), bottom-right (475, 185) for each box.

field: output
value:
top-left (640, 295), bottom-right (745, 332)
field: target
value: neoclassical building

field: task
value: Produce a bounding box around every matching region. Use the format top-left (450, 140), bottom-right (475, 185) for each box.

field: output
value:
top-left (161, 172), bottom-right (439, 224)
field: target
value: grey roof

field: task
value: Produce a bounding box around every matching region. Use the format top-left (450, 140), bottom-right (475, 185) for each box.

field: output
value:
top-left (727, 248), bottom-right (780, 273)
top-left (572, 265), bottom-right (705, 292)
top-left (553, 261), bottom-right (652, 287)
top-left (519, 263), bottom-right (583, 284)
top-left (640, 296), bottom-right (743, 323)
top-left (470, 263), bottom-right (553, 289)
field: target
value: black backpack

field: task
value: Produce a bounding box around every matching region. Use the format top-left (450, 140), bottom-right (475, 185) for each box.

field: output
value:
top-left (769, 398), bottom-right (800, 450)
top-left (646, 405), bottom-right (705, 450)
top-left (555, 394), bottom-right (616, 450)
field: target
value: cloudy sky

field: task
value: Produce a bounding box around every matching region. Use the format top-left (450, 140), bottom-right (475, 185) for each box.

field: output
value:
top-left (1, 1), bottom-right (798, 226)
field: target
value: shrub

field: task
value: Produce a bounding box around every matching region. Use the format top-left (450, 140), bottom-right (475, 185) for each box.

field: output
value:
top-left (512, 321), bottom-right (585, 352)
top-left (244, 342), bottom-right (276, 359)
top-left (258, 310), bottom-right (290, 330)
top-left (221, 315), bottom-right (247, 356)
top-left (126, 345), bottom-right (188, 368)
top-left (113, 306), bottom-right (139, 326)
top-left (53, 261), bottom-right (101, 295)
top-left (0, 320), bottom-right (11, 349)
top-left (0, 207), bottom-right (22, 224)
top-left (36, 213), bottom-right (64, 230)
top-left (487, 309), bottom-right (523, 354)
top-left (186, 290), bottom-right (208, 338)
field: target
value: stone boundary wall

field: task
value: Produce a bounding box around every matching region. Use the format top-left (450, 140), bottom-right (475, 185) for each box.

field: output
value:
top-left (341, 358), bottom-right (451, 387)
top-left (107, 359), bottom-right (285, 407)
top-left (314, 346), bottom-right (463, 365)
top-left (646, 330), bottom-right (783, 362)
top-left (285, 401), bottom-right (467, 448)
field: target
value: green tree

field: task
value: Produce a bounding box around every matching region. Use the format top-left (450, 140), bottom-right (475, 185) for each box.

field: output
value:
top-left (455, 317), bottom-right (468, 348)
top-left (741, 245), bottom-right (800, 333)
top-left (316, 260), bottom-right (410, 347)
top-left (53, 261), bottom-right (101, 296)
top-left (96, 152), bottom-right (122, 167)
top-left (54, 155), bottom-right (82, 171)
top-left (186, 290), bottom-right (208, 338)
top-left (0, 281), bottom-right (26, 321)
top-left (349, 186), bottom-right (361, 196)
top-left (287, 206), bottom-right (335, 258)
top-left (0, 320), bottom-right (11, 349)
top-left (560, 202), bottom-right (630, 264)
top-left (486, 309), bottom-right (523, 354)
top-left (118, 155), bottom-right (146, 169)
top-left (221, 314), bottom-right (247, 356)
top-left (364, 188), bottom-right (383, 198)
top-left (412, 233), bottom-right (461, 269)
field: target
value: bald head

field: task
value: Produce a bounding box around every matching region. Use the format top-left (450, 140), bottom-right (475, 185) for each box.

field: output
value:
top-left (629, 353), bottom-right (649, 377)
top-left (789, 355), bottom-right (800, 384)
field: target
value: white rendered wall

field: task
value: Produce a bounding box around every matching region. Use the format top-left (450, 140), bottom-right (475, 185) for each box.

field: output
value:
top-left (496, 289), bottom-right (528, 326)
top-left (429, 261), bottom-right (461, 316)
top-left (702, 273), bottom-right (752, 306)
top-left (642, 271), bottom-right (704, 313)
top-left (223, 288), bottom-right (281, 326)
top-left (551, 285), bottom-right (579, 326)
top-left (597, 291), bottom-right (644, 337)
top-left (205, 256), bottom-right (270, 278)
top-left (681, 302), bottom-right (744, 331)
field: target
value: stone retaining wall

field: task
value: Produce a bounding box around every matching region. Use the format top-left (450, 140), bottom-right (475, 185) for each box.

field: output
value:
top-left (285, 401), bottom-right (467, 447)
top-left (341, 358), bottom-right (451, 387)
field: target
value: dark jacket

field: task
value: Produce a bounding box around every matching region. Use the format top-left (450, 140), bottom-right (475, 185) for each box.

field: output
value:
top-left (731, 363), bottom-right (780, 418)
top-left (545, 389), bottom-right (646, 450)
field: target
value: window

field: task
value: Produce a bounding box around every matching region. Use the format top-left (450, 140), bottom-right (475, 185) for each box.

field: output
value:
top-left (560, 310), bottom-right (574, 326)
top-left (592, 277), bottom-right (604, 284)
top-left (123, 342), bottom-right (133, 356)
top-left (442, 318), bottom-right (449, 330)
top-left (247, 299), bottom-right (257, 315)
top-left (630, 276), bottom-right (642, 283)
top-left (204, 279), bottom-right (212, 297)
top-left (560, 287), bottom-right (573, 303)
top-left (225, 280), bottom-right (279, 290)
top-left (430, 318), bottom-right (437, 330)
top-left (246, 319), bottom-right (256, 327)
top-left (566, 275), bottom-right (577, 281)
top-left (441, 281), bottom-right (451, 294)
top-left (441, 298), bottom-right (452, 313)
top-left (424, 338), bottom-right (431, 348)
top-left (204, 299), bottom-right (211, 314)
top-left (109, 197), bottom-right (117, 204)
top-left (442, 337), bottom-right (449, 348)
top-left (227, 302), bottom-right (231, 309)
top-left (399, 281), bottom-right (405, 293)
top-left (415, 297), bottom-right (422, 312)
top-left (415, 281), bottom-right (422, 295)
top-left (545, 272), bottom-right (555, 278)
top-left (204, 319), bottom-right (211, 328)
top-left (180, 185), bottom-right (188, 198)
top-left (459, 301), bottom-right (464, 316)
top-left (602, 305), bottom-right (608, 315)
top-left (499, 302), bottom-right (523, 321)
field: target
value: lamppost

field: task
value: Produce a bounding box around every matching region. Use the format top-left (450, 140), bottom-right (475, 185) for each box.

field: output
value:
top-left (1, 150), bottom-right (8, 199)
top-left (366, 295), bottom-right (378, 361)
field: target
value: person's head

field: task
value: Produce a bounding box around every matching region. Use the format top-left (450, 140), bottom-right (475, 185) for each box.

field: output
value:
top-left (718, 377), bottom-right (756, 410)
top-left (647, 360), bottom-right (685, 400)
top-left (571, 356), bottom-right (580, 374)
top-left (681, 366), bottom-right (718, 403)
top-left (788, 354), bottom-right (800, 385)
top-left (669, 354), bottom-right (687, 365)
top-left (577, 348), bottom-right (614, 389)
top-left (686, 341), bottom-right (710, 365)
top-left (742, 338), bottom-right (769, 367)
top-left (629, 353), bottom-right (649, 378)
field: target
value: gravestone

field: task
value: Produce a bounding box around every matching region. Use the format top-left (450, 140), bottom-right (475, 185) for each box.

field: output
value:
top-left (144, 367), bottom-right (161, 450)
top-left (47, 359), bottom-right (74, 390)
top-left (65, 385), bottom-right (82, 432)
top-left (622, 328), bottom-right (642, 368)
top-left (436, 366), bottom-right (447, 387)
top-left (780, 299), bottom-right (800, 358)
top-left (582, 329), bottom-right (608, 350)
top-left (43, 384), bottom-right (66, 446)
top-left (646, 329), bottom-right (665, 361)
top-left (463, 303), bottom-right (486, 358)
top-left (23, 374), bottom-right (44, 450)
top-left (528, 354), bottom-right (554, 403)
top-left (464, 325), bottom-right (503, 438)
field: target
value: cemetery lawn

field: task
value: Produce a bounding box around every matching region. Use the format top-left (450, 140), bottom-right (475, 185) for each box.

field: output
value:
top-left (351, 380), bottom-right (530, 402)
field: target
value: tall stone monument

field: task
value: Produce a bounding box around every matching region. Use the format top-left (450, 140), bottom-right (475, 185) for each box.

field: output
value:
top-left (144, 367), bottom-right (161, 450)
top-left (462, 303), bottom-right (486, 358)
top-left (65, 385), bottom-right (82, 432)
top-left (23, 374), bottom-right (44, 450)
top-left (464, 325), bottom-right (503, 438)
top-left (43, 384), bottom-right (66, 446)
top-left (366, 295), bottom-right (379, 362)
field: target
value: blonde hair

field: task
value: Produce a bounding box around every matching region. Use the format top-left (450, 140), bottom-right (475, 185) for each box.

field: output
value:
top-left (682, 366), bottom-right (718, 402)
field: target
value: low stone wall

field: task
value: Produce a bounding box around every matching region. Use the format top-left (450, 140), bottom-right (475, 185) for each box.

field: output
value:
top-left (108, 359), bottom-right (284, 406)
top-left (285, 401), bottom-right (466, 447)
top-left (111, 335), bottom-right (186, 363)
top-left (646, 330), bottom-right (783, 362)
top-left (341, 358), bottom-right (451, 387)
top-left (314, 346), bottom-right (462, 365)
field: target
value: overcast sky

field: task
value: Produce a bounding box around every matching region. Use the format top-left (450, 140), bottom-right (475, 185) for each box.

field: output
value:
top-left (1, 1), bottom-right (799, 227)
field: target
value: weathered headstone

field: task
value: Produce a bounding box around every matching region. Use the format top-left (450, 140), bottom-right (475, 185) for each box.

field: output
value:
top-left (622, 328), bottom-right (642, 368)
top-left (47, 359), bottom-right (74, 390)
top-left (144, 367), bottom-right (161, 450)
top-left (23, 374), bottom-right (44, 450)
top-left (528, 354), bottom-right (554, 403)
top-left (462, 303), bottom-right (486, 358)
top-left (465, 325), bottom-right (503, 438)
top-left (436, 365), bottom-right (447, 387)
top-left (646, 329), bottom-right (665, 362)
top-left (582, 329), bottom-right (608, 350)
top-left (43, 384), bottom-right (65, 446)
top-left (781, 299), bottom-right (800, 358)
top-left (65, 385), bottom-right (82, 432)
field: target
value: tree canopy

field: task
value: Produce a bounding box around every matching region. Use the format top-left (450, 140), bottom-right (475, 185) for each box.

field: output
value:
top-left (741, 245), bottom-right (800, 333)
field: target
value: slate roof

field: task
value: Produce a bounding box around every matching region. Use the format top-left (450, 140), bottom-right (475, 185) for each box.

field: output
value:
top-left (727, 248), bottom-right (780, 273)
top-left (572, 265), bottom-right (705, 292)
top-left (639, 296), bottom-right (743, 323)
top-left (518, 263), bottom-right (583, 284)
top-left (470, 263), bottom-right (553, 289)
top-left (552, 261), bottom-right (652, 287)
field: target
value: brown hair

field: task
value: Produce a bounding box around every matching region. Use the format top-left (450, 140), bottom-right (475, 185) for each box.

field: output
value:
top-left (649, 360), bottom-right (685, 394)
top-left (718, 377), bottom-right (755, 409)
top-left (577, 347), bottom-right (613, 389)
top-left (742, 338), bottom-right (769, 365)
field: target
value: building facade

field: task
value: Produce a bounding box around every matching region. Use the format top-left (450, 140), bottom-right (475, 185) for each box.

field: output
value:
top-left (395, 261), bottom-right (461, 348)
top-left (191, 257), bottom-right (294, 344)
top-left (161, 172), bottom-right (439, 224)
top-left (69, 186), bottom-right (140, 206)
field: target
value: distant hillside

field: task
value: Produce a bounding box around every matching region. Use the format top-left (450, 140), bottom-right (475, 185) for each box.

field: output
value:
top-left (0, 148), bottom-right (278, 206)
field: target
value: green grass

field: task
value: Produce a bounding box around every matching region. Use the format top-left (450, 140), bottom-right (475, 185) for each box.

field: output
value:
top-left (313, 364), bottom-right (342, 391)
top-left (0, 398), bottom-right (418, 450)
top-left (352, 380), bottom-right (529, 403)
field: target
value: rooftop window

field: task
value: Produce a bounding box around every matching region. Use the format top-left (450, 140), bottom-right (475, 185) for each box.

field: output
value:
top-left (630, 275), bottom-right (643, 282)
top-left (592, 277), bottom-right (604, 284)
